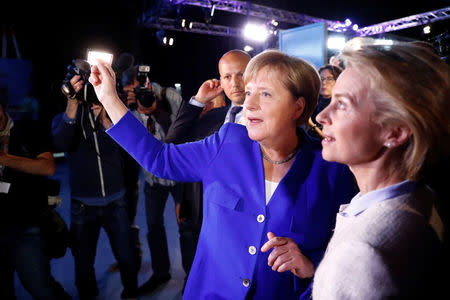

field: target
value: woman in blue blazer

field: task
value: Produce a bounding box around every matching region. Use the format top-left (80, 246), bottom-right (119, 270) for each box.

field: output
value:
top-left (89, 50), bottom-right (357, 300)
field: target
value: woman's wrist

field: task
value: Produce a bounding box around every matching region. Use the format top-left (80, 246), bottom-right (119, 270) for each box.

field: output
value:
top-left (101, 95), bottom-right (128, 125)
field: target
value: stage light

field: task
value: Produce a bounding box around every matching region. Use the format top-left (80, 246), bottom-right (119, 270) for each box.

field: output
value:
top-left (244, 45), bottom-right (254, 52)
top-left (271, 19), bottom-right (278, 27)
top-left (174, 83), bottom-right (181, 93)
top-left (423, 25), bottom-right (431, 34)
top-left (211, 4), bottom-right (216, 17)
top-left (345, 19), bottom-right (352, 26)
top-left (327, 36), bottom-right (346, 50)
top-left (169, 38), bottom-right (174, 46)
top-left (189, 22), bottom-right (193, 29)
top-left (163, 37), bottom-right (167, 45)
top-left (181, 19), bottom-right (186, 28)
top-left (243, 23), bottom-right (268, 42)
top-left (352, 24), bottom-right (359, 31)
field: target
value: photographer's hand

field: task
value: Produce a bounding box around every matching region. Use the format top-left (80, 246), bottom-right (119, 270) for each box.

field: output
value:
top-left (89, 63), bottom-right (128, 124)
top-left (123, 85), bottom-right (137, 108)
top-left (194, 79), bottom-right (223, 104)
top-left (70, 75), bottom-right (84, 96)
top-left (65, 75), bottom-right (83, 119)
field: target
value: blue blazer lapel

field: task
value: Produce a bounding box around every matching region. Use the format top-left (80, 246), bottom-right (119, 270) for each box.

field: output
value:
top-left (252, 140), bottom-right (268, 209)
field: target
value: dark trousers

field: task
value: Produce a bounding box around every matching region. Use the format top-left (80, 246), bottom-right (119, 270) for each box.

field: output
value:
top-left (144, 182), bottom-right (199, 277)
top-left (0, 227), bottom-right (71, 300)
top-left (70, 198), bottom-right (138, 300)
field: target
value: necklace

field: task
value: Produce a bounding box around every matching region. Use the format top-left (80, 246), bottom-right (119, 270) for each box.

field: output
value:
top-left (261, 147), bottom-right (299, 164)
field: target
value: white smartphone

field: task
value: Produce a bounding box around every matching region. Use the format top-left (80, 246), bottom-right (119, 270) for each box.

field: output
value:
top-left (87, 50), bottom-right (113, 66)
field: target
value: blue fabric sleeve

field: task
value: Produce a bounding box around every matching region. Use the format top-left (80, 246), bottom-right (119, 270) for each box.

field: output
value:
top-left (107, 111), bottom-right (227, 182)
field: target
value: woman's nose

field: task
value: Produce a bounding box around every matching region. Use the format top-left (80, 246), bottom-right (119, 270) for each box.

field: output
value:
top-left (316, 106), bottom-right (329, 125)
top-left (244, 93), bottom-right (258, 111)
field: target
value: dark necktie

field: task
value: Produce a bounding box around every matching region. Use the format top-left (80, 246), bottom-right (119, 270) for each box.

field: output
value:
top-left (146, 116), bottom-right (156, 135)
top-left (229, 106), bottom-right (243, 123)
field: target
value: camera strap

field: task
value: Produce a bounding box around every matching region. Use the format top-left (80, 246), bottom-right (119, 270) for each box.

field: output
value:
top-left (80, 104), bottom-right (106, 197)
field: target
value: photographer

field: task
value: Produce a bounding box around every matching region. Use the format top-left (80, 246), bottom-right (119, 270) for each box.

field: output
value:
top-left (121, 65), bottom-right (185, 295)
top-left (0, 88), bottom-right (71, 300)
top-left (51, 62), bottom-right (138, 300)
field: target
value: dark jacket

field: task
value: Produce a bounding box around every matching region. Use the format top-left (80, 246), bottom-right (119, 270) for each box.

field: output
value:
top-left (51, 103), bottom-right (126, 200)
top-left (165, 98), bottom-right (230, 223)
top-left (0, 118), bottom-right (51, 232)
top-left (166, 98), bottom-right (230, 143)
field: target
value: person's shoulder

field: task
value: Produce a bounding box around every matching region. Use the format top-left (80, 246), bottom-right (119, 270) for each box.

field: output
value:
top-left (202, 105), bottom-right (229, 118)
top-left (218, 122), bottom-right (247, 136)
top-left (213, 122), bottom-right (250, 148)
top-left (194, 105), bottom-right (229, 129)
top-left (358, 190), bottom-right (439, 246)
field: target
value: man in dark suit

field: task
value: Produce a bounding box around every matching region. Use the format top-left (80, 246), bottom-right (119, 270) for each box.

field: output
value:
top-left (164, 49), bottom-right (251, 292)
top-left (166, 49), bottom-right (251, 142)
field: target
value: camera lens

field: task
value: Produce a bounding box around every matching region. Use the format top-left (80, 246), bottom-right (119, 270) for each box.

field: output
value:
top-left (61, 81), bottom-right (76, 99)
top-left (136, 89), bottom-right (156, 108)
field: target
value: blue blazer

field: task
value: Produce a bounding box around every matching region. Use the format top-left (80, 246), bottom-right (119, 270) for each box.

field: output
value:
top-left (108, 111), bottom-right (357, 300)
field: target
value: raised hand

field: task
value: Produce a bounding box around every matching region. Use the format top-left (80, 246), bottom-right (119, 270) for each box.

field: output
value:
top-left (260, 232), bottom-right (314, 279)
top-left (89, 62), bottom-right (128, 124)
top-left (194, 79), bottom-right (224, 104)
top-left (89, 63), bottom-right (118, 104)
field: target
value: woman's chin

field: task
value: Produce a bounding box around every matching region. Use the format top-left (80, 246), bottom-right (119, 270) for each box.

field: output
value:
top-left (246, 130), bottom-right (264, 142)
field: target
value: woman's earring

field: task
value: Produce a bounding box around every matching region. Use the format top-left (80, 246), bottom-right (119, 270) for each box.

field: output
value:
top-left (385, 142), bottom-right (392, 148)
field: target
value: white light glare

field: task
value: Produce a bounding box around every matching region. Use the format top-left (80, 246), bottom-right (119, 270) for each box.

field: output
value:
top-left (243, 23), bottom-right (268, 42)
top-left (374, 39), bottom-right (394, 46)
top-left (181, 19), bottom-right (186, 28)
top-left (87, 51), bottom-right (113, 66)
top-left (169, 38), bottom-right (174, 46)
top-left (345, 18), bottom-right (352, 26)
top-left (271, 19), bottom-right (278, 26)
top-left (244, 45), bottom-right (254, 52)
top-left (352, 24), bottom-right (359, 31)
top-left (327, 36), bottom-right (346, 50)
top-left (423, 25), bottom-right (431, 34)
top-left (163, 37), bottom-right (167, 44)
top-left (189, 22), bottom-right (193, 29)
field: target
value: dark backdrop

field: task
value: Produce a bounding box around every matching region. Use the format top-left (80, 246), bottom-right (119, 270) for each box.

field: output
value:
top-left (2, 0), bottom-right (449, 129)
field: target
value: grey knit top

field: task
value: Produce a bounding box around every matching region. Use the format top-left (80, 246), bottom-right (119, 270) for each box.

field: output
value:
top-left (312, 186), bottom-right (444, 299)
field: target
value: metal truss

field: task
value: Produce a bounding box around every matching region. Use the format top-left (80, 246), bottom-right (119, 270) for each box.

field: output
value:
top-left (142, 17), bottom-right (242, 37)
top-left (356, 7), bottom-right (450, 36)
top-left (170, 0), bottom-right (346, 32)
top-left (141, 1), bottom-right (450, 38)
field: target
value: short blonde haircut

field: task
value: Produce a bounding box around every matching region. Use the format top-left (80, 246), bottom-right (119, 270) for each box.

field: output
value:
top-left (243, 49), bottom-right (321, 126)
top-left (340, 37), bottom-right (450, 181)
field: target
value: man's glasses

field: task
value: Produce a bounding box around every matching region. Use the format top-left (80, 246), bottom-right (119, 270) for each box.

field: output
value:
top-left (321, 77), bottom-right (335, 83)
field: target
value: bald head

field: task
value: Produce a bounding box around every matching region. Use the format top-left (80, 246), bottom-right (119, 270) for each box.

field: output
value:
top-left (218, 50), bottom-right (251, 105)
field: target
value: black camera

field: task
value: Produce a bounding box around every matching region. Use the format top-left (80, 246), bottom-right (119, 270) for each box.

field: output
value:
top-left (134, 65), bottom-right (156, 108)
top-left (61, 59), bottom-right (99, 104)
top-left (120, 64), bottom-right (156, 110)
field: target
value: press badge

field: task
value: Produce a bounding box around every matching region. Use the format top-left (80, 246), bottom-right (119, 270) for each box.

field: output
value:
top-left (0, 181), bottom-right (11, 193)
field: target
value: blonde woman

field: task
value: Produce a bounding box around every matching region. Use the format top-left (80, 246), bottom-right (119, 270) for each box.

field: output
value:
top-left (311, 38), bottom-right (448, 299)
